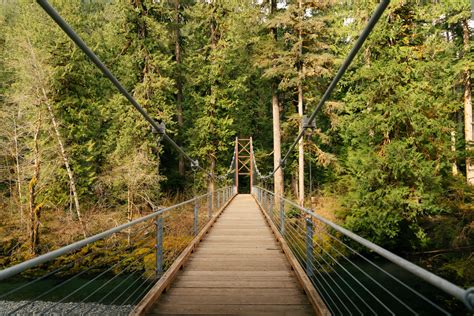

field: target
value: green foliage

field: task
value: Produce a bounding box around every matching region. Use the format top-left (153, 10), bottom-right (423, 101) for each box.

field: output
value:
top-left (332, 1), bottom-right (470, 250)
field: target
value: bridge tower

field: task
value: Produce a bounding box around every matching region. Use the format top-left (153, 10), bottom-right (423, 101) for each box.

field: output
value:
top-left (235, 137), bottom-right (253, 193)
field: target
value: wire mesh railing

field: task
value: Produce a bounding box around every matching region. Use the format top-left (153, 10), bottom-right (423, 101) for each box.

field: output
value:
top-left (0, 186), bottom-right (235, 315)
top-left (253, 186), bottom-right (474, 315)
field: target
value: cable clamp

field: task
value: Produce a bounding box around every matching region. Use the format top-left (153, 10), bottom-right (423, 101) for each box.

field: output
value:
top-left (152, 119), bottom-right (166, 135)
top-left (191, 160), bottom-right (199, 172)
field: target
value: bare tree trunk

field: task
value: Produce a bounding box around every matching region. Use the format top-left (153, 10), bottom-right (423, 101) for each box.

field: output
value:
top-left (175, 0), bottom-right (185, 176)
top-left (297, 0), bottom-right (304, 206)
top-left (127, 186), bottom-right (132, 246)
top-left (462, 20), bottom-right (473, 184)
top-left (43, 90), bottom-right (87, 238)
top-left (298, 84), bottom-right (304, 206)
top-left (24, 35), bottom-right (87, 236)
top-left (271, 0), bottom-right (284, 199)
top-left (208, 2), bottom-right (217, 200)
top-left (445, 30), bottom-right (459, 176)
top-left (451, 130), bottom-right (458, 175)
top-left (13, 114), bottom-right (24, 225)
top-left (29, 113), bottom-right (41, 255)
top-left (272, 88), bottom-right (284, 198)
top-left (208, 157), bottom-right (216, 204)
top-left (292, 171), bottom-right (298, 198)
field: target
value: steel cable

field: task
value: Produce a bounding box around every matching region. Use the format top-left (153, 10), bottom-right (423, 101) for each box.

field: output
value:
top-left (311, 238), bottom-right (402, 315)
top-left (284, 232), bottom-right (348, 315)
top-left (65, 249), bottom-right (155, 313)
top-left (283, 228), bottom-right (367, 314)
top-left (321, 229), bottom-right (450, 315)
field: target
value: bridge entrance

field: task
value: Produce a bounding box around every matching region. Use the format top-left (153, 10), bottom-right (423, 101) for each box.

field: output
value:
top-left (234, 137), bottom-right (253, 194)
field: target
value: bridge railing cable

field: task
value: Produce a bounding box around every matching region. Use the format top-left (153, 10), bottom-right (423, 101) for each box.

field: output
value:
top-left (0, 187), bottom-right (235, 314)
top-left (252, 186), bottom-right (474, 314)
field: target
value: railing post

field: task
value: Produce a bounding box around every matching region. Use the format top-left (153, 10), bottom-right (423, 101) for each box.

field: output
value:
top-left (269, 194), bottom-right (273, 219)
top-left (217, 190), bottom-right (221, 209)
top-left (264, 191), bottom-right (268, 211)
top-left (280, 197), bottom-right (285, 235)
top-left (305, 218), bottom-right (314, 278)
top-left (155, 215), bottom-right (163, 278)
top-left (208, 192), bottom-right (213, 219)
top-left (194, 198), bottom-right (199, 236)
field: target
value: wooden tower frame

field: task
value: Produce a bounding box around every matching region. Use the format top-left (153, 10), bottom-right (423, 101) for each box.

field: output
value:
top-left (235, 137), bottom-right (253, 193)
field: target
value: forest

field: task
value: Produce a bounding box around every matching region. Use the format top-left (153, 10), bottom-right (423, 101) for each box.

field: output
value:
top-left (0, 0), bottom-right (472, 290)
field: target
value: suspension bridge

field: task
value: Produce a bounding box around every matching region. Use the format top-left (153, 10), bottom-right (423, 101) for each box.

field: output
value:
top-left (0, 0), bottom-right (473, 315)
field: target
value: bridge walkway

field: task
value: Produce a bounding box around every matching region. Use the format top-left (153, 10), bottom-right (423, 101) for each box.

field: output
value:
top-left (148, 194), bottom-right (315, 315)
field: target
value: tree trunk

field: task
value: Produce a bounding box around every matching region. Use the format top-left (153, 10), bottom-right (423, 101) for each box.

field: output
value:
top-left (44, 90), bottom-right (87, 238)
top-left (24, 35), bottom-right (87, 237)
top-left (29, 112), bottom-right (41, 255)
top-left (175, 0), bottom-right (185, 176)
top-left (292, 171), bottom-right (298, 198)
top-left (271, 0), bottom-right (284, 199)
top-left (462, 20), bottom-right (473, 184)
top-left (13, 114), bottom-right (24, 225)
top-left (208, 1), bottom-right (217, 200)
top-left (272, 87), bottom-right (284, 198)
top-left (127, 186), bottom-right (133, 246)
top-left (451, 130), bottom-right (458, 176)
top-left (208, 157), bottom-right (216, 205)
top-left (297, 0), bottom-right (304, 206)
top-left (298, 83), bottom-right (304, 206)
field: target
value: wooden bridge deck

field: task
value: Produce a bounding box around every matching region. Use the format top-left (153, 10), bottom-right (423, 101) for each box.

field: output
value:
top-left (147, 194), bottom-right (315, 315)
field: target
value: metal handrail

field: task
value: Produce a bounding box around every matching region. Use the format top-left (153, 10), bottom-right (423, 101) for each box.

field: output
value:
top-left (253, 186), bottom-right (474, 312)
top-left (0, 186), bottom-right (234, 281)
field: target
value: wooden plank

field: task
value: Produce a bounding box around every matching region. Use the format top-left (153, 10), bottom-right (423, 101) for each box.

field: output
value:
top-left (150, 304), bottom-right (314, 315)
top-left (203, 236), bottom-right (276, 241)
top-left (159, 294), bottom-right (310, 305)
top-left (187, 257), bottom-right (288, 264)
top-left (197, 242), bottom-right (278, 248)
top-left (165, 287), bottom-right (302, 296)
top-left (183, 264), bottom-right (289, 271)
top-left (193, 249), bottom-right (281, 255)
top-left (172, 280), bottom-right (299, 288)
top-left (178, 270), bottom-right (294, 277)
top-left (174, 275), bottom-right (295, 282)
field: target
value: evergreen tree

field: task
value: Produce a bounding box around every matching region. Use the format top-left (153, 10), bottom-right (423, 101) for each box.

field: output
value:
top-left (334, 2), bottom-right (468, 249)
